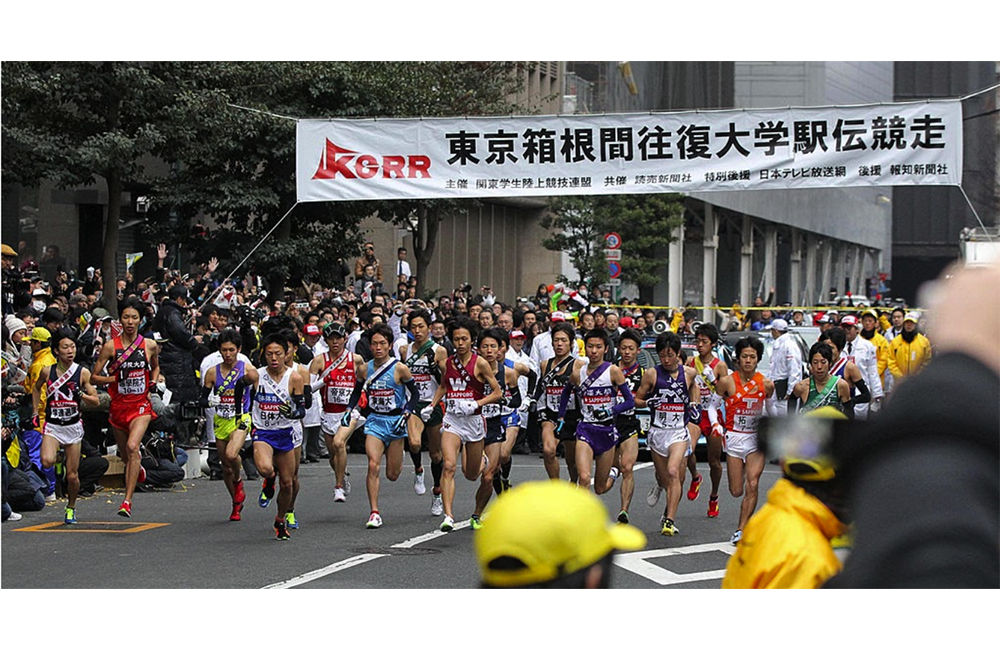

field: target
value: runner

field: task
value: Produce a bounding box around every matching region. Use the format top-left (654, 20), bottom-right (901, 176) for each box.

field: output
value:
top-left (613, 328), bottom-right (644, 524)
top-left (308, 322), bottom-right (363, 504)
top-left (32, 329), bottom-right (100, 524)
top-left (533, 322), bottom-right (582, 482)
top-left (679, 322), bottom-right (729, 519)
top-left (92, 296), bottom-right (160, 518)
top-left (559, 328), bottom-right (631, 497)
top-left (818, 327), bottom-right (871, 412)
top-left (789, 342), bottom-right (853, 417)
top-left (201, 328), bottom-right (258, 522)
top-left (283, 333), bottom-right (313, 531)
top-left (422, 316), bottom-right (502, 532)
top-left (493, 331), bottom-right (535, 496)
top-left (470, 328), bottom-right (522, 529)
top-left (398, 309), bottom-right (448, 515)
top-left (251, 332), bottom-right (306, 541)
top-left (358, 324), bottom-right (420, 529)
top-left (709, 336), bottom-right (776, 545)
top-left (635, 331), bottom-right (701, 537)
top-left (839, 315), bottom-right (883, 419)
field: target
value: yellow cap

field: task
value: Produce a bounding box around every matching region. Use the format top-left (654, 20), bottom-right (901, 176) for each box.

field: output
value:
top-left (29, 327), bottom-right (51, 343)
top-left (475, 480), bottom-right (646, 588)
top-left (1, 243), bottom-right (16, 257)
top-left (781, 406), bottom-right (847, 482)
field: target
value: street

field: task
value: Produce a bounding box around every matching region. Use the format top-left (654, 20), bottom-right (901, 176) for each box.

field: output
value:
top-left (1, 452), bottom-right (781, 589)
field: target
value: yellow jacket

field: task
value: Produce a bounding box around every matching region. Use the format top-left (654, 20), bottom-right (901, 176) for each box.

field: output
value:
top-left (722, 479), bottom-right (845, 589)
top-left (887, 332), bottom-right (932, 378)
top-left (864, 331), bottom-right (892, 386)
top-left (669, 311), bottom-right (685, 333)
top-left (26, 347), bottom-right (56, 425)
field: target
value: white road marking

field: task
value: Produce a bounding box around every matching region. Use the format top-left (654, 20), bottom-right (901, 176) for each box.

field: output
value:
top-left (263, 553), bottom-right (387, 589)
top-left (613, 542), bottom-right (736, 586)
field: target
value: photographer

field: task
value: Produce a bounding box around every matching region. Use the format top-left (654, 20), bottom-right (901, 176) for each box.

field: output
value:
top-left (152, 286), bottom-right (202, 406)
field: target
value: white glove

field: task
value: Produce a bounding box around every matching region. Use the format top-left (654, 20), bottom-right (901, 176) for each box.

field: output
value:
top-left (351, 408), bottom-right (365, 427)
top-left (207, 392), bottom-right (222, 408)
top-left (703, 366), bottom-right (715, 382)
top-left (420, 404), bottom-right (435, 421)
top-left (644, 397), bottom-right (662, 409)
top-left (457, 400), bottom-right (479, 416)
top-left (869, 398), bottom-right (882, 414)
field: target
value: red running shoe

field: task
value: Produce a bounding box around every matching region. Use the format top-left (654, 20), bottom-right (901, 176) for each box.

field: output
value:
top-left (117, 500), bottom-right (132, 518)
top-left (138, 464), bottom-right (147, 484)
top-left (230, 502), bottom-right (243, 522)
top-left (234, 480), bottom-right (246, 505)
top-left (687, 474), bottom-right (703, 501)
top-left (707, 497), bottom-right (720, 518)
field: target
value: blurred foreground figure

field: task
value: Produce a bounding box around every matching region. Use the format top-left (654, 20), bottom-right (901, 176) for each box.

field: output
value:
top-left (722, 407), bottom-right (850, 589)
top-left (475, 480), bottom-right (645, 588)
top-left (827, 262), bottom-right (999, 588)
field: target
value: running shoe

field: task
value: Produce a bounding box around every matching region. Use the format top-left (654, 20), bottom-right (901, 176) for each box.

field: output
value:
top-left (234, 480), bottom-right (246, 505)
top-left (430, 492), bottom-right (444, 516)
top-left (501, 478), bottom-right (511, 493)
top-left (687, 474), bottom-right (703, 501)
top-left (440, 515), bottom-right (455, 532)
top-left (470, 514), bottom-right (483, 530)
top-left (707, 497), bottom-right (720, 518)
top-left (64, 507), bottom-right (77, 525)
top-left (285, 512), bottom-right (299, 530)
top-left (730, 529), bottom-right (742, 545)
top-left (117, 500), bottom-right (131, 518)
top-left (274, 519), bottom-right (290, 541)
top-left (230, 502), bottom-right (243, 522)
top-left (366, 512), bottom-right (383, 529)
top-left (646, 484), bottom-right (662, 507)
top-left (138, 464), bottom-right (147, 484)
top-left (661, 518), bottom-right (679, 537)
top-left (333, 486), bottom-right (346, 503)
top-left (259, 476), bottom-right (276, 508)
top-left (414, 471), bottom-right (426, 495)
top-left (609, 467), bottom-right (621, 487)
top-left (343, 478), bottom-right (352, 496)
top-left (617, 510), bottom-right (630, 524)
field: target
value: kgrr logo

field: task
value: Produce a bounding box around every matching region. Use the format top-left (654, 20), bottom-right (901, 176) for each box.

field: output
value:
top-left (313, 139), bottom-right (431, 180)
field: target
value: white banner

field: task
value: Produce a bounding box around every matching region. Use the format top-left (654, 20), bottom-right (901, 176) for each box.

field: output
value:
top-left (296, 100), bottom-right (963, 203)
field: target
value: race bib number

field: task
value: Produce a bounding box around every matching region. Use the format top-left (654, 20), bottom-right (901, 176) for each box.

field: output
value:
top-left (118, 369), bottom-right (146, 395)
top-left (545, 385), bottom-right (564, 411)
top-left (368, 386), bottom-right (396, 414)
top-left (581, 392), bottom-right (614, 421)
top-left (412, 373), bottom-right (435, 402)
top-left (732, 410), bottom-right (759, 434)
top-left (49, 404), bottom-right (77, 421)
top-left (653, 403), bottom-right (685, 431)
top-left (325, 384), bottom-right (352, 406)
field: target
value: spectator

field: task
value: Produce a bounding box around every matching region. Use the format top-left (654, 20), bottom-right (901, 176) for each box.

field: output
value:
top-left (887, 311), bottom-right (932, 381)
top-left (394, 247), bottom-right (412, 283)
top-left (354, 242), bottom-right (383, 284)
top-left (37, 245), bottom-right (66, 285)
top-left (152, 285), bottom-right (202, 407)
top-left (354, 264), bottom-right (383, 302)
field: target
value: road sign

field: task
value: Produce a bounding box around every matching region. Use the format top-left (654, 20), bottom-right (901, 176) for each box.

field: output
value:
top-left (604, 248), bottom-right (622, 260)
top-left (604, 232), bottom-right (622, 249)
top-left (608, 260), bottom-right (621, 279)
top-left (606, 278), bottom-right (622, 286)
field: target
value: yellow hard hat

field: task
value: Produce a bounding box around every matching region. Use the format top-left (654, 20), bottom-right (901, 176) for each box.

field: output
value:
top-left (475, 480), bottom-right (646, 588)
top-left (781, 407), bottom-right (847, 482)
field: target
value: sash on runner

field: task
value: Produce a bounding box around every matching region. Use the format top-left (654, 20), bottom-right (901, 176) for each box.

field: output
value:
top-left (406, 340), bottom-right (435, 367)
top-left (577, 361), bottom-right (610, 394)
top-left (317, 348), bottom-right (350, 384)
top-left (363, 359), bottom-right (398, 393)
top-left (803, 375), bottom-right (840, 411)
top-left (107, 334), bottom-right (144, 376)
top-left (450, 353), bottom-right (477, 386)
top-left (261, 369), bottom-right (292, 407)
top-left (214, 363), bottom-right (242, 396)
top-left (49, 363), bottom-right (79, 394)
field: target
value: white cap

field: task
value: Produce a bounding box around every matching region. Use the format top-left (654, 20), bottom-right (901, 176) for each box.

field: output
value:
top-left (768, 318), bottom-right (789, 332)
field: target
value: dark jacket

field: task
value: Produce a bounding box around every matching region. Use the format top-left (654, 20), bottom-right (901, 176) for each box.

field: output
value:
top-left (153, 299), bottom-right (200, 403)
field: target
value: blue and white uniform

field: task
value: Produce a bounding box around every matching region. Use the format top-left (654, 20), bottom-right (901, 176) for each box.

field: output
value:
top-left (252, 367), bottom-right (296, 453)
top-left (646, 365), bottom-right (692, 457)
top-left (363, 359), bottom-right (407, 445)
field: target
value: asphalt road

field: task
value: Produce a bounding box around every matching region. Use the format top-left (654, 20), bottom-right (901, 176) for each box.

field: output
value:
top-left (1, 451), bottom-right (780, 589)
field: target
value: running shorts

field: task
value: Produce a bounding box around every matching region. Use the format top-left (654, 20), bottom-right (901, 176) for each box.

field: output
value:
top-left (725, 431), bottom-right (759, 460)
top-left (43, 421), bottom-right (84, 446)
top-left (214, 413), bottom-right (250, 441)
top-left (108, 397), bottom-right (156, 432)
top-left (365, 413), bottom-right (407, 445)
top-left (647, 425), bottom-right (691, 458)
top-left (575, 421), bottom-right (619, 456)
top-left (442, 411), bottom-right (486, 443)
top-left (484, 417), bottom-right (505, 445)
top-left (252, 428), bottom-right (294, 453)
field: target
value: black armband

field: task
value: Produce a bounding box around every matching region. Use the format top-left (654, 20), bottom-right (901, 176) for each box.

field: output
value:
top-left (852, 378), bottom-right (871, 405)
